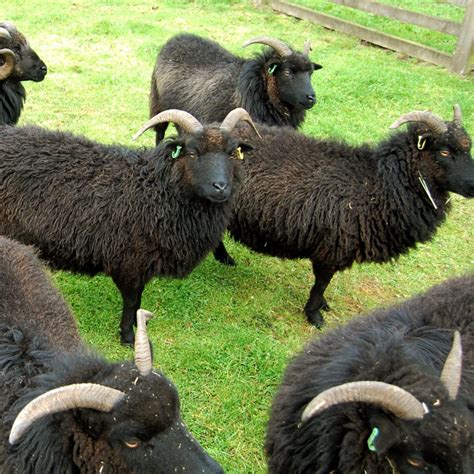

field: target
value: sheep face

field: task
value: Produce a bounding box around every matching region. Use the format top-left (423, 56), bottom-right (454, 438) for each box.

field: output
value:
top-left (268, 54), bottom-right (321, 110)
top-left (172, 127), bottom-right (251, 203)
top-left (12, 361), bottom-right (223, 473)
top-left (408, 116), bottom-right (474, 198)
top-left (365, 398), bottom-right (473, 473)
top-left (76, 363), bottom-right (222, 473)
top-left (0, 22), bottom-right (47, 82)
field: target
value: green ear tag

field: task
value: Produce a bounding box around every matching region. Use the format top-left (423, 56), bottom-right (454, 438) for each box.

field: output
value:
top-left (268, 64), bottom-right (277, 75)
top-left (367, 427), bottom-right (380, 452)
top-left (417, 135), bottom-right (426, 150)
top-left (171, 145), bottom-right (182, 159)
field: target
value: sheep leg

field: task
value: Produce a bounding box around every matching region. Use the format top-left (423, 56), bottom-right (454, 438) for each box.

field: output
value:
top-left (112, 276), bottom-right (144, 346)
top-left (304, 263), bottom-right (335, 327)
top-left (213, 240), bottom-right (236, 266)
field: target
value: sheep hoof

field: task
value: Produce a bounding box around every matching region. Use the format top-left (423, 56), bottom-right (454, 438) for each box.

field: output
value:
top-left (305, 309), bottom-right (325, 328)
top-left (213, 247), bottom-right (236, 266)
top-left (120, 331), bottom-right (135, 347)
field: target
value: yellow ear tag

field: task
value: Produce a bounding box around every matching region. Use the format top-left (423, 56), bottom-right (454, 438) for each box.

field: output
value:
top-left (236, 147), bottom-right (244, 160)
top-left (417, 135), bottom-right (426, 151)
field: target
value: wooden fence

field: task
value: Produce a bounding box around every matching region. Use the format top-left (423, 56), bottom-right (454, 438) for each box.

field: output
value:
top-left (255, 0), bottom-right (474, 74)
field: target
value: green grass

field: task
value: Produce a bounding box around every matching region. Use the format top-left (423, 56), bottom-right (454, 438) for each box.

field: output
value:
top-left (3, 1), bottom-right (474, 472)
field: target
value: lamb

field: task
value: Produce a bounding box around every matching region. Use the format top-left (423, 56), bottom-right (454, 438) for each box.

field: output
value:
top-left (214, 105), bottom-right (474, 326)
top-left (149, 33), bottom-right (322, 143)
top-left (0, 236), bottom-right (223, 473)
top-left (0, 108), bottom-right (258, 344)
top-left (265, 275), bottom-right (474, 473)
top-left (0, 22), bottom-right (47, 125)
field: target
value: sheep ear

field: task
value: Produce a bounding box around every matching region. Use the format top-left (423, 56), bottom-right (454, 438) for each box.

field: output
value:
top-left (367, 418), bottom-right (400, 455)
top-left (312, 63), bottom-right (323, 71)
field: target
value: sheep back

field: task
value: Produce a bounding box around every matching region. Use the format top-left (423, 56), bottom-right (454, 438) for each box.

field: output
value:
top-left (151, 33), bottom-right (244, 124)
top-left (0, 236), bottom-right (81, 352)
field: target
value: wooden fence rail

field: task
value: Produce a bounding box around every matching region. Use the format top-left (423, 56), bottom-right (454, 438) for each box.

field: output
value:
top-left (257, 0), bottom-right (474, 74)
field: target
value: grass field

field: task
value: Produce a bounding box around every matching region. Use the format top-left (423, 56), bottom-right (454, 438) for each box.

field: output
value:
top-left (2, 1), bottom-right (473, 472)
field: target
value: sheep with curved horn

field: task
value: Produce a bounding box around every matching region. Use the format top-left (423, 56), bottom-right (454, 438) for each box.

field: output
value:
top-left (0, 236), bottom-right (223, 472)
top-left (214, 105), bottom-right (474, 326)
top-left (149, 33), bottom-right (322, 145)
top-left (0, 108), bottom-right (258, 345)
top-left (0, 22), bottom-right (47, 125)
top-left (266, 277), bottom-right (473, 473)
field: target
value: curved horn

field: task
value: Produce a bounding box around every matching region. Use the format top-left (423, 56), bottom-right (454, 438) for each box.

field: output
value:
top-left (389, 111), bottom-right (448, 135)
top-left (132, 109), bottom-right (204, 141)
top-left (440, 331), bottom-right (462, 400)
top-left (303, 39), bottom-right (312, 56)
top-left (220, 108), bottom-right (261, 138)
top-left (9, 383), bottom-right (126, 445)
top-left (243, 36), bottom-right (292, 58)
top-left (0, 49), bottom-right (15, 80)
top-left (0, 27), bottom-right (12, 39)
top-left (302, 381), bottom-right (426, 422)
top-left (134, 309), bottom-right (154, 376)
top-left (453, 104), bottom-right (463, 128)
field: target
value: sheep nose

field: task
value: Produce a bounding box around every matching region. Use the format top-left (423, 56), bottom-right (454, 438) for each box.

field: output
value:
top-left (213, 182), bottom-right (229, 192)
top-left (40, 65), bottom-right (47, 73)
top-left (307, 94), bottom-right (316, 104)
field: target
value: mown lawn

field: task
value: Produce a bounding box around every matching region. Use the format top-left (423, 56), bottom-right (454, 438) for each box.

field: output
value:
top-left (3, 1), bottom-right (473, 472)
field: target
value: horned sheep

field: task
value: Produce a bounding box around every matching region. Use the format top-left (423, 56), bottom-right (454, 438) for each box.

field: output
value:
top-left (215, 106), bottom-right (474, 326)
top-left (149, 34), bottom-right (322, 143)
top-left (0, 22), bottom-right (47, 125)
top-left (0, 108), bottom-right (258, 344)
top-left (266, 275), bottom-right (474, 473)
top-left (0, 236), bottom-right (223, 473)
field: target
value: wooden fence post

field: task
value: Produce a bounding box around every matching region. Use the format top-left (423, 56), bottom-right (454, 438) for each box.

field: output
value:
top-left (451, 0), bottom-right (474, 73)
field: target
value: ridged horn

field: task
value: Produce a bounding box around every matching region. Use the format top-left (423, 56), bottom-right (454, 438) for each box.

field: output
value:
top-left (440, 331), bottom-right (462, 400)
top-left (9, 383), bottom-right (126, 445)
top-left (303, 39), bottom-right (311, 56)
top-left (453, 104), bottom-right (463, 128)
top-left (0, 27), bottom-right (12, 39)
top-left (389, 111), bottom-right (448, 135)
top-left (243, 36), bottom-right (292, 58)
top-left (134, 309), bottom-right (154, 376)
top-left (220, 108), bottom-right (261, 138)
top-left (132, 109), bottom-right (204, 141)
top-left (0, 48), bottom-right (15, 80)
top-left (301, 381), bottom-right (426, 422)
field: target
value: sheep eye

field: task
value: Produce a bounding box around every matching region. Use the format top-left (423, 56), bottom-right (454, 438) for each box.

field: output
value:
top-left (124, 439), bottom-right (141, 449)
top-left (439, 150), bottom-right (450, 157)
top-left (407, 457), bottom-right (425, 468)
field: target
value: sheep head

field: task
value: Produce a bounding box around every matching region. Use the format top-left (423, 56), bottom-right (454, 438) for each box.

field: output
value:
top-left (301, 332), bottom-right (473, 473)
top-left (0, 22), bottom-right (47, 82)
top-left (243, 36), bottom-right (322, 111)
top-left (133, 108), bottom-right (258, 204)
top-left (390, 105), bottom-right (474, 198)
top-left (9, 309), bottom-right (222, 473)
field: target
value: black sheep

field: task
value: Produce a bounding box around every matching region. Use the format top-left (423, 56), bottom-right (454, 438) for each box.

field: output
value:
top-left (0, 22), bottom-right (47, 125)
top-left (150, 33), bottom-right (322, 143)
top-left (215, 106), bottom-right (474, 326)
top-left (0, 237), bottom-right (222, 473)
top-left (265, 275), bottom-right (474, 473)
top-left (0, 108), bottom-right (257, 344)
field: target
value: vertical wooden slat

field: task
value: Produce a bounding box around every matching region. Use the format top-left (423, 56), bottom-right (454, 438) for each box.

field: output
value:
top-left (451, 0), bottom-right (474, 73)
